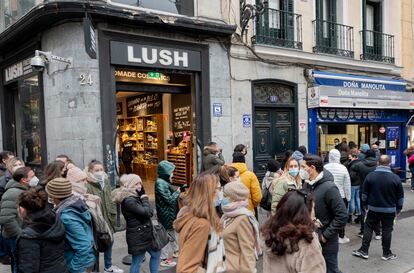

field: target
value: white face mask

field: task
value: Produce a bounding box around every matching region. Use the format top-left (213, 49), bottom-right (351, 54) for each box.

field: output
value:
top-left (94, 171), bottom-right (106, 181)
top-left (300, 169), bottom-right (310, 181)
top-left (29, 176), bottom-right (39, 187)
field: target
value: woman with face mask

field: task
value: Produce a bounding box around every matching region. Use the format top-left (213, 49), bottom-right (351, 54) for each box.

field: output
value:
top-left (86, 160), bottom-right (123, 273)
top-left (271, 158), bottom-right (302, 214)
top-left (112, 174), bottom-right (159, 273)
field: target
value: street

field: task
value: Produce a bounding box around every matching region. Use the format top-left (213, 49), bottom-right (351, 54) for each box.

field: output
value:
top-left (1, 183), bottom-right (414, 273)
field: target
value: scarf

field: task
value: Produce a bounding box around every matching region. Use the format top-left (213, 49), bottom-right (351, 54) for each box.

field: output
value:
top-left (85, 169), bottom-right (108, 189)
top-left (54, 194), bottom-right (81, 217)
top-left (306, 171), bottom-right (324, 186)
top-left (221, 200), bottom-right (262, 259)
top-left (111, 187), bottom-right (137, 204)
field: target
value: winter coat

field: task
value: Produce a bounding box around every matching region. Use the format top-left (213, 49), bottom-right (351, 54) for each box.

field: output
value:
top-left (155, 161), bottom-right (179, 230)
top-left (262, 233), bottom-right (326, 273)
top-left (0, 180), bottom-right (28, 238)
top-left (347, 159), bottom-right (362, 187)
top-left (324, 150), bottom-right (351, 201)
top-left (362, 166), bottom-right (404, 213)
top-left (202, 147), bottom-right (225, 171)
top-left (302, 171), bottom-right (348, 254)
top-left (350, 157), bottom-right (377, 188)
top-left (261, 171), bottom-right (282, 195)
top-left (406, 150), bottom-right (414, 168)
top-left (17, 209), bottom-right (68, 273)
top-left (86, 178), bottom-right (116, 233)
top-left (222, 215), bottom-right (256, 273)
top-left (0, 163), bottom-right (6, 177)
top-left (174, 207), bottom-right (210, 273)
top-left (231, 163), bottom-right (262, 212)
top-left (121, 195), bottom-right (153, 255)
top-left (57, 198), bottom-right (95, 273)
top-left (271, 174), bottom-right (301, 213)
top-left (0, 170), bottom-right (12, 201)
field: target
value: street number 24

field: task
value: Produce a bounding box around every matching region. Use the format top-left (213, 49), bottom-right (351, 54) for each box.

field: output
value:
top-left (79, 73), bottom-right (93, 86)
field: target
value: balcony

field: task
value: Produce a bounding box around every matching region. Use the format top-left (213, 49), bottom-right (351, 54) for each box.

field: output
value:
top-left (360, 30), bottom-right (394, 64)
top-left (313, 19), bottom-right (354, 58)
top-left (253, 8), bottom-right (302, 50)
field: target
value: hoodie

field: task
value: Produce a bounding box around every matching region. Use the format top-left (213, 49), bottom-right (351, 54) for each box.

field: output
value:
top-left (155, 160), bottom-right (179, 230)
top-left (17, 209), bottom-right (68, 273)
top-left (202, 146), bottom-right (225, 171)
top-left (57, 198), bottom-right (95, 273)
top-left (231, 163), bottom-right (262, 213)
top-left (324, 150), bottom-right (351, 201)
top-left (173, 207), bottom-right (210, 273)
top-left (350, 156), bottom-right (378, 188)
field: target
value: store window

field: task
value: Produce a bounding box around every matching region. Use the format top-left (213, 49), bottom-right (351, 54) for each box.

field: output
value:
top-left (19, 76), bottom-right (42, 168)
top-left (109, 0), bottom-right (194, 17)
top-left (0, 0), bottom-right (41, 32)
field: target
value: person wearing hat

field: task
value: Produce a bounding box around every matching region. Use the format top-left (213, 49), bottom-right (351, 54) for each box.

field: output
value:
top-left (47, 178), bottom-right (96, 273)
top-left (221, 181), bottom-right (260, 273)
top-left (261, 159), bottom-right (283, 196)
top-left (112, 174), bottom-right (160, 273)
top-left (231, 152), bottom-right (262, 214)
top-left (358, 144), bottom-right (370, 160)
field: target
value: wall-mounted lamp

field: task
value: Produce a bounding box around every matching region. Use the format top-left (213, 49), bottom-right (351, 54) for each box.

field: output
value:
top-left (30, 50), bottom-right (72, 73)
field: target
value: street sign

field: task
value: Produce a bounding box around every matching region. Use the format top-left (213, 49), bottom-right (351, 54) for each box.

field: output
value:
top-left (213, 103), bottom-right (223, 117)
top-left (243, 114), bottom-right (251, 128)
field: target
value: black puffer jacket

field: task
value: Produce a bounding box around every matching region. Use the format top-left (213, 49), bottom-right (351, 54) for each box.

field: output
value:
top-left (122, 195), bottom-right (154, 255)
top-left (347, 159), bottom-right (362, 186)
top-left (17, 209), bottom-right (68, 273)
top-left (303, 171), bottom-right (348, 254)
top-left (350, 157), bottom-right (377, 187)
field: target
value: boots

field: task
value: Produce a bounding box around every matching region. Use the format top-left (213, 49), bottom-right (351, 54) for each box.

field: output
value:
top-left (347, 215), bottom-right (352, 223)
top-left (354, 215), bottom-right (361, 224)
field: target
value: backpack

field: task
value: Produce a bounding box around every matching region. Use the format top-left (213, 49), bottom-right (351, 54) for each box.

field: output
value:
top-left (260, 178), bottom-right (273, 211)
top-left (85, 199), bottom-right (113, 252)
top-left (198, 231), bottom-right (226, 273)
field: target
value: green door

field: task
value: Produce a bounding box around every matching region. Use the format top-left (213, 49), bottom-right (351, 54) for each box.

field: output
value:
top-left (253, 108), bottom-right (295, 180)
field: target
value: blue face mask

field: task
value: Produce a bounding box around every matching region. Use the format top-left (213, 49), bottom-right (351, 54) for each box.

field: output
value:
top-left (288, 168), bottom-right (299, 177)
top-left (221, 198), bottom-right (231, 206)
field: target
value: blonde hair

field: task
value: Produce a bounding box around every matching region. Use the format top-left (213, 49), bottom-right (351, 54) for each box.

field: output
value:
top-left (185, 173), bottom-right (222, 232)
top-left (6, 157), bottom-right (24, 173)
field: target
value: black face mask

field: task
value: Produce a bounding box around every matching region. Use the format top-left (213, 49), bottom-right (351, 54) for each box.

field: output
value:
top-left (62, 169), bottom-right (68, 178)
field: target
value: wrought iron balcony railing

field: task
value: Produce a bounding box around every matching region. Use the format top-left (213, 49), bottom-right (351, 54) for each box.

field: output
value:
top-left (360, 30), bottom-right (395, 64)
top-left (253, 8), bottom-right (302, 50)
top-left (313, 19), bottom-right (354, 58)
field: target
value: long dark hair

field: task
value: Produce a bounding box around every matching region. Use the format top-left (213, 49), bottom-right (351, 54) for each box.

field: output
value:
top-left (41, 160), bottom-right (64, 186)
top-left (261, 190), bottom-right (315, 256)
top-left (203, 165), bottom-right (230, 187)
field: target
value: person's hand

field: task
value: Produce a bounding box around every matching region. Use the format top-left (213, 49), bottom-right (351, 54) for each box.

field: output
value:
top-left (136, 187), bottom-right (146, 197)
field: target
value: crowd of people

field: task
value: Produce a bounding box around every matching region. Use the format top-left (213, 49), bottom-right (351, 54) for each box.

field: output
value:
top-left (0, 139), bottom-right (405, 273)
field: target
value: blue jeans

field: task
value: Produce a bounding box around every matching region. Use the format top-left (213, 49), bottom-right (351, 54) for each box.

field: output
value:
top-left (410, 167), bottom-right (414, 189)
top-left (348, 186), bottom-right (361, 215)
top-left (130, 249), bottom-right (161, 273)
top-left (323, 252), bottom-right (341, 273)
top-left (3, 237), bottom-right (17, 273)
top-left (104, 244), bottom-right (113, 269)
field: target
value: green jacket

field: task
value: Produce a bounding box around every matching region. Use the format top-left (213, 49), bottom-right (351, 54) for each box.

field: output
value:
top-left (271, 175), bottom-right (301, 214)
top-left (0, 180), bottom-right (28, 238)
top-left (155, 161), bottom-right (179, 230)
top-left (86, 179), bottom-right (117, 233)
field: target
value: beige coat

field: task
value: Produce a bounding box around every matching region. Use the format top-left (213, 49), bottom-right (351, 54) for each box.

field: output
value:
top-left (262, 233), bottom-right (326, 273)
top-left (223, 215), bottom-right (256, 273)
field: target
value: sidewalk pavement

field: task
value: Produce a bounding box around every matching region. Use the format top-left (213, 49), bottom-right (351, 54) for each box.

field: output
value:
top-left (1, 183), bottom-right (414, 273)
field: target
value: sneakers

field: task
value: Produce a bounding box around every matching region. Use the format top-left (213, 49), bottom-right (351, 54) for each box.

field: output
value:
top-left (357, 232), bottom-right (364, 238)
top-left (160, 259), bottom-right (176, 267)
top-left (338, 237), bottom-right (350, 244)
top-left (375, 235), bottom-right (382, 240)
top-left (353, 249), bottom-right (369, 259)
top-left (104, 265), bottom-right (124, 273)
top-left (381, 253), bottom-right (397, 261)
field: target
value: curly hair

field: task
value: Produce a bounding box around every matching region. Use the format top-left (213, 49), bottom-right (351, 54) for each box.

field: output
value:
top-left (18, 187), bottom-right (48, 213)
top-left (260, 190), bottom-right (315, 256)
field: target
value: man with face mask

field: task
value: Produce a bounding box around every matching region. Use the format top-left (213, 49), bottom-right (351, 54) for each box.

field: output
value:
top-left (0, 167), bottom-right (34, 273)
top-left (301, 155), bottom-right (348, 273)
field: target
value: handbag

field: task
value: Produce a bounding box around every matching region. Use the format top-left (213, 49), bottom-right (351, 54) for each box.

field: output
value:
top-left (152, 222), bottom-right (170, 250)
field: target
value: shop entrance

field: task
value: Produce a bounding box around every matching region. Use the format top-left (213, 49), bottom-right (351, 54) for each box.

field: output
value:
top-left (115, 69), bottom-right (194, 195)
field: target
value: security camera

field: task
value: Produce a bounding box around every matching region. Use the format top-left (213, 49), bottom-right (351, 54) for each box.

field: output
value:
top-left (30, 50), bottom-right (72, 74)
top-left (30, 55), bottom-right (46, 72)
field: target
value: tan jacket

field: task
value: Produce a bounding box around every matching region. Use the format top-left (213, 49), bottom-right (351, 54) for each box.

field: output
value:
top-left (223, 215), bottom-right (256, 273)
top-left (262, 233), bottom-right (326, 273)
top-left (174, 208), bottom-right (210, 273)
